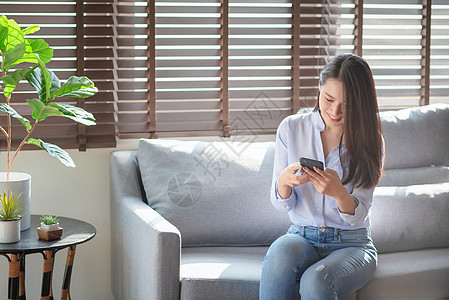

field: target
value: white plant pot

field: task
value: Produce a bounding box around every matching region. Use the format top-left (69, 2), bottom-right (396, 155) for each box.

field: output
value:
top-left (0, 219), bottom-right (21, 243)
top-left (40, 222), bottom-right (59, 231)
top-left (0, 172), bottom-right (31, 231)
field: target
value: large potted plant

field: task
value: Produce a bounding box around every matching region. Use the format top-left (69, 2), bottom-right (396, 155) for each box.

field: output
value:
top-left (0, 15), bottom-right (97, 230)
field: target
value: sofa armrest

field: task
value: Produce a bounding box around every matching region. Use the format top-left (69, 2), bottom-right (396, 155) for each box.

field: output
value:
top-left (110, 151), bottom-right (181, 300)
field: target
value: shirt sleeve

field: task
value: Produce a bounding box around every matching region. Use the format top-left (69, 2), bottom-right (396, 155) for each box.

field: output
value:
top-left (338, 186), bottom-right (374, 226)
top-left (270, 117), bottom-right (297, 213)
top-left (338, 135), bottom-right (385, 226)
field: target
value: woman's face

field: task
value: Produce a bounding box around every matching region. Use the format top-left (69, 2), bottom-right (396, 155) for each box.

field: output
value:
top-left (318, 78), bottom-right (345, 130)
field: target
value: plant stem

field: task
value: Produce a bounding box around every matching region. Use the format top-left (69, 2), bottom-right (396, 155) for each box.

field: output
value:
top-left (0, 126), bottom-right (8, 138)
top-left (8, 120), bottom-right (39, 172)
top-left (6, 95), bottom-right (11, 181)
top-left (0, 124), bottom-right (10, 178)
top-left (8, 95), bottom-right (53, 172)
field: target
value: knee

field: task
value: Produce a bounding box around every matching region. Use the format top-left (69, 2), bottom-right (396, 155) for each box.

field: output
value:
top-left (263, 236), bottom-right (309, 274)
top-left (299, 265), bottom-right (334, 298)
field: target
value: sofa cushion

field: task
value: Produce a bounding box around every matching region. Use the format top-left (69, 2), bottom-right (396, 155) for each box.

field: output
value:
top-left (380, 103), bottom-right (449, 170)
top-left (180, 247), bottom-right (266, 300)
top-left (356, 248), bottom-right (449, 299)
top-left (137, 139), bottom-right (291, 247)
top-left (378, 166), bottom-right (449, 187)
top-left (371, 182), bottom-right (449, 253)
top-left (181, 247), bottom-right (449, 300)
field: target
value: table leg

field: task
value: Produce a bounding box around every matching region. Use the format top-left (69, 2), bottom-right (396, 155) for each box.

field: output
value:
top-left (61, 245), bottom-right (76, 300)
top-left (19, 256), bottom-right (26, 300)
top-left (41, 250), bottom-right (55, 300)
top-left (8, 254), bottom-right (20, 300)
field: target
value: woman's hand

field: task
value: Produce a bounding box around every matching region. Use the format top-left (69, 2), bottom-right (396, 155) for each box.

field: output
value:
top-left (303, 167), bottom-right (356, 214)
top-left (303, 167), bottom-right (345, 198)
top-left (277, 163), bottom-right (310, 199)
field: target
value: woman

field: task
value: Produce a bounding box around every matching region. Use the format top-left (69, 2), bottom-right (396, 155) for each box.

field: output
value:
top-left (259, 53), bottom-right (384, 300)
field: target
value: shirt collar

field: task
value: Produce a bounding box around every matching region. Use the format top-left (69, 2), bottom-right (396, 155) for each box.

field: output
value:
top-left (312, 109), bottom-right (326, 132)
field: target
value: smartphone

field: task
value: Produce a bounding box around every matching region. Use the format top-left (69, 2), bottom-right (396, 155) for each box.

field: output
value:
top-left (300, 157), bottom-right (324, 171)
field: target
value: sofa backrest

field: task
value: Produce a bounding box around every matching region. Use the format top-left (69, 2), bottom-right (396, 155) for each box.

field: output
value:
top-left (370, 183), bottom-right (449, 253)
top-left (134, 104), bottom-right (449, 250)
top-left (372, 104), bottom-right (449, 252)
top-left (380, 103), bottom-right (449, 170)
top-left (137, 139), bottom-right (291, 247)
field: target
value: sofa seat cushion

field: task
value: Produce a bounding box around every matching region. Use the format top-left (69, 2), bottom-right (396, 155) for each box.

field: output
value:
top-left (180, 247), bottom-right (267, 300)
top-left (357, 248), bottom-right (449, 299)
top-left (180, 247), bottom-right (358, 300)
top-left (137, 139), bottom-right (291, 247)
top-left (371, 183), bottom-right (449, 253)
top-left (378, 165), bottom-right (449, 187)
top-left (181, 247), bottom-right (449, 299)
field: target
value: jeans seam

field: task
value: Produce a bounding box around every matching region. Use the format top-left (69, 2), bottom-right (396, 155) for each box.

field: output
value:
top-left (290, 257), bottom-right (316, 300)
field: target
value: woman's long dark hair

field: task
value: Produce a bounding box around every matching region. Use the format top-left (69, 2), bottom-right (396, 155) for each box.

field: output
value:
top-left (314, 53), bottom-right (383, 189)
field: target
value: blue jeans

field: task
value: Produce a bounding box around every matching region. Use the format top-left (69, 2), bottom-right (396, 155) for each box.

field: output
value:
top-left (259, 225), bottom-right (377, 300)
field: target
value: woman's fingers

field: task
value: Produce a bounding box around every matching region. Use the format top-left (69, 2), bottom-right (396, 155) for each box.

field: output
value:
top-left (302, 166), bottom-right (321, 179)
top-left (290, 162), bottom-right (301, 173)
top-left (303, 167), bottom-right (345, 197)
top-left (284, 163), bottom-right (310, 187)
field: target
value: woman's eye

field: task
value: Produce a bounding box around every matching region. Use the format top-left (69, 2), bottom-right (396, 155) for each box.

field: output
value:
top-left (326, 98), bottom-right (333, 102)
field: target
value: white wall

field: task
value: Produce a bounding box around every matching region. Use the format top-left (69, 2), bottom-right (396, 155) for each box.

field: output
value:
top-left (0, 135), bottom-right (274, 300)
top-left (0, 139), bottom-right (138, 300)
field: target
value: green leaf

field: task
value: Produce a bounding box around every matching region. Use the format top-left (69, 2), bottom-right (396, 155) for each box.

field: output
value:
top-left (53, 76), bottom-right (98, 99)
top-left (27, 98), bottom-right (63, 121)
top-left (3, 42), bottom-right (26, 72)
top-left (25, 64), bottom-right (60, 103)
top-left (36, 58), bottom-right (51, 103)
top-left (5, 17), bottom-right (24, 49)
top-left (27, 138), bottom-right (75, 167)
top-left (0, 190), bottom-right (27, 221)
top-left (12, 39), bottom-right (53, 66)
top-left (1, 66), bottom-right (37, 98)
top-left (21, 25), bottom-right (40, 36)
top-left (48, 103), bottom-right (96, 126)
top-left (30, 39), bottom-right (53, 63)
top-left (0, 103), bottom-right (32, 131)
top-left (0, 17), bottom-right (8, 53)
top-left (0, 16), bottom-right (26, 72)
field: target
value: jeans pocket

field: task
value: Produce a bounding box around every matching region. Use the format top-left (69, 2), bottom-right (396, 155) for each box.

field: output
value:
top-left (287, 225), bottom-right (298, 235)
top-left (287, 225), bottom-right (304, 236)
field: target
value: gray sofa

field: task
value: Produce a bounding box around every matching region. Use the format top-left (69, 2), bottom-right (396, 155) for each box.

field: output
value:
top-left (110, 103), bottom-right (449, 300)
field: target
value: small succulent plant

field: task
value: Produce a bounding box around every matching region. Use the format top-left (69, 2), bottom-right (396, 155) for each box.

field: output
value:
top-left (0, 189), bottom-right (27, 221)
top-left (40, 215), bottom-right (60, 225)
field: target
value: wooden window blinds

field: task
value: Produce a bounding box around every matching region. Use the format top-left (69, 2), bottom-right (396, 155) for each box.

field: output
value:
top-left (115, 0), bottom-right (334, 138)
top-left (1, 0), bottom-right (448, 142)
top-left (0, 0), bottom-right (116, 149)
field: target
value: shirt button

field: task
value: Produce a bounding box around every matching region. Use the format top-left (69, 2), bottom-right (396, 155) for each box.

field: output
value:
top-left (316, 207), bottom-right (321, 212)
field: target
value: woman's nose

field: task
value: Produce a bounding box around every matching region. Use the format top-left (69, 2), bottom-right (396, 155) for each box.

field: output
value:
top-left (333, 103), bottom-right (343, 116)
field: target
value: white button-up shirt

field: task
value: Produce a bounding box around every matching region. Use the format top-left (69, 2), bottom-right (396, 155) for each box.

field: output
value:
top-left (271, 110), bottom-right (379, 229)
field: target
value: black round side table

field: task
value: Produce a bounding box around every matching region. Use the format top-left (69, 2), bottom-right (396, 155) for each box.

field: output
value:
top-left (0, 215), bottom-right (96, 300)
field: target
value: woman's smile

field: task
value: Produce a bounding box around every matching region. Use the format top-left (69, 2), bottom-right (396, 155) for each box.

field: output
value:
top-left (327, 112), bottom-right (343, 123)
